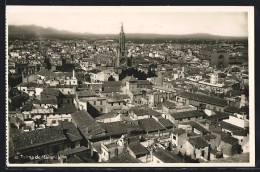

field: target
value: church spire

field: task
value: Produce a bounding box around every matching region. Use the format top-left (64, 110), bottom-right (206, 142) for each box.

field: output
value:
top-left (121, 22), bottom-right (124, 33)
top-left (119, 22), bottom-right (125, 52)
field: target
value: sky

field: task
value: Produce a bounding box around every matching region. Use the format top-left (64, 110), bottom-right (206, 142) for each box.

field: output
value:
top-left (6, 6), bottom-right (250, 37)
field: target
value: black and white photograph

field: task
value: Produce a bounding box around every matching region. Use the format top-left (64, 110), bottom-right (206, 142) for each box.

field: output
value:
top-left (6, 6), bottom-right (255, 167)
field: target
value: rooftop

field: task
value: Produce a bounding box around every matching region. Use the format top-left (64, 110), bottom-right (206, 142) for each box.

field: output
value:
top-left (162, 101), bottom-right (176, 109)
top-left (219, 121), bottom-right (248, 136)
top-left (138, 118), bottom-right (165, 132)
top-left (55, 104), bottom-right (77, 114)
top-left (213, 131), bottom-right (240, 145)
top-left (60, 121), bottom-right (82, 142)
top-left (128, 142), bottom-right (149, 156)
top-left (172, 128), bottom-right (186, 136)
top-left (179, 92), bottom-right (228, 107)
top-left (153, 149), bottom-right (183, 163)
top-left (186, 121), bottom-right (210, 135)
top-left (206, 111), bottom-right (230, 122)
top-left (101, 121), bottom-right (144, 137)
top-left (33, 98), bottom-right (58, 105)
top-left (188, 137), bottom-right (208, 149)
top-left (108, 150), bottom-right (141, 163)
top-left (71, 110), bottom-right (106, 140)
top-left (170, 110), bottom-right (206, 120)
top-left (158, 118), bottom-right (175, 129)
top-left (11, 126), bottom-right (66, 151)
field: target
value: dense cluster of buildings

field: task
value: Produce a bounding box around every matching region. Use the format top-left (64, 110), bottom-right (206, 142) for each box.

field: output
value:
top-left (8, 24), bottom-right (250, 164)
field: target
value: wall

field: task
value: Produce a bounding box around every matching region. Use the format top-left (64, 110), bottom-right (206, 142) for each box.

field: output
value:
top-left (224, 116), bottom-right (249, 128)
top-left (22, 74), bottom-right (37, 83)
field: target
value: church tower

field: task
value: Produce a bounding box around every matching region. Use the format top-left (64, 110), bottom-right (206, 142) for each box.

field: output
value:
top-left (119, 23), bottom-right (126, 55)
top-left (115, 23), bottom-right (132, 68)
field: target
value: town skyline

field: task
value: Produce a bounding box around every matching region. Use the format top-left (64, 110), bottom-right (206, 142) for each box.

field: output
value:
top-left (6, 6), bottom-right (254, 166)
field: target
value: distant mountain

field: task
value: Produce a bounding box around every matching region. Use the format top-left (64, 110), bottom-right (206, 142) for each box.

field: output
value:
top-left (8, 25), bottom-right (247, 40)
top-left (8, 25), bottom-right (84, 36)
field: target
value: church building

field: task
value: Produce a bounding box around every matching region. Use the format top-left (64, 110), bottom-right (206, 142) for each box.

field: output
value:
top-left (114, 23), bottom-right (133, 68)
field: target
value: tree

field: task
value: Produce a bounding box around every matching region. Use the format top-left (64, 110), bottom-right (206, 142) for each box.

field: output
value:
top-left (108, 75), bottom-right (115, 81)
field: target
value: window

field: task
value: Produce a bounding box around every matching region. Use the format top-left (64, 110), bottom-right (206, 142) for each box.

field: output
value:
top-left (67, 100), bottom-right (70, 103)
top-left (64, 119), bottom-right (69, 122)
top-left (119, 102), bottom-right (121, 105)
top-left (100, 101), bottom-right (102, 105)
top-left (52, 120), bottom-right (56, 124)
top-left (241, 139), bottom-right (243, 142)
top-left (111, 103), bottom-right (113, 106)
top-left (179, 119), bottom-right (182, 121)
top-left (100, 108), bottom-right (103, 112)
top-left (94, 101), bottom-right (96, 105)
top-left (172, 135), bottom-right (176, 140)
top-left (201, 150), bottom-right (205, 157)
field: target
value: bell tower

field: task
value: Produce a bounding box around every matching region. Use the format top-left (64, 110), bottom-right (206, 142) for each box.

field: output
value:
top-left (115, 23), bottom-right (131, 68)
top-left (119, 23), bottom-right (126, 54)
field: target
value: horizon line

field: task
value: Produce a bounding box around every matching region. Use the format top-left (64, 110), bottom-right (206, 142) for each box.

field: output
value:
top-left (8, 24), bottom-right (248, 38)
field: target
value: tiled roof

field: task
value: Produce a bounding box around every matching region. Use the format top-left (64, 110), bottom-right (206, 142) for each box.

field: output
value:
top-left (95, 111), bottom-right (118, 120)
top-left (128, 143), bottom-right (149, 156)
top-left (170, 110), bottom-right (206, 120)
top-left (188, 137), bottom-right (208, 149)
top-left (66, 155), bottom-right (85, 163)
top-left (71, 110), bottom-right (106, 140)
top-left (101, 121), bottom-right (144, 137)
top-left (55, 104), bottom-right (77, 114)
top-left (202, 134), bottom-right (217, 141)
top-left (33, 98), bottom-right (58, 105)
top-left (138, 118), bottom-right (165, 132)
top-left (103, 87), bottom-right (122, 93)
top-left (41, 88), bottom-right (60, 97)
top-left (103, 81), bottom-right (122, 88)
top-left (77, 90), bottom-right (97, 97)
top-left (38, 69), bottom-right (73, 78)
top-left (172, 128), bottom-right (186, 136)
top-left (153, 149), bottom-right (183, 163)
top-left (225, 90), bottom-right (243, 98)
top-left (60, 121), bottom-right (82, 142)
top-left (107, 93), bottom-right (130, 102)
top-left (158, 118), bottom-right (175, 128)
top-left (179, 92), bottom-right (228, 107)
top-left (17, 82), bottom-right (39, 88)
top-left (224, 106), bottom-right (248, 114)
top-left (127, 136), bottom-right (140, 144)
top-left (219, 121), bottom-right (248, 136)
top-left (213, 131), bottom-right (239, 145)
top-left (187, 121), bottom-right (209, 135)
top-left (130, 107), bottom-right (161, 117)
top-left (137, 80), bottom-right (151, 85)
top-left (206, 112), bottom-right (230, 122)
top-left (162, 101), bottom-right (176, 109)
top-left (12, 126), bottom-right (66, 151)
top-left (108, 150), bottom-right (141, 163)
